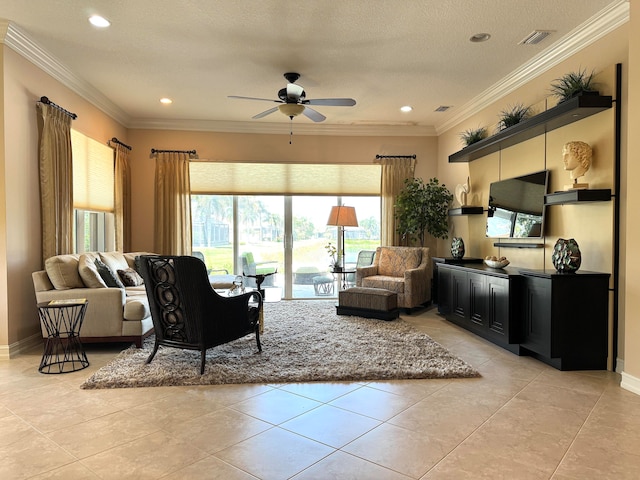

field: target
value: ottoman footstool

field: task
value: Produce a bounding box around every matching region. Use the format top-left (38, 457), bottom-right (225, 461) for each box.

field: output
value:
top-left (337, 287), bottom-right (399, 321)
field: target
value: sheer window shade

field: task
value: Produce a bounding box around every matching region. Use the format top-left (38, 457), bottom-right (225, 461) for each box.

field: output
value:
top-left (190, 162), bottom-right (381, 195)
top-left (71, 129), bottom-right (115, 212)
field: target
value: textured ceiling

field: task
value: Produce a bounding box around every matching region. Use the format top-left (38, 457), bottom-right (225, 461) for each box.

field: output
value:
top-left (0, 0), bottom-right (625, 134)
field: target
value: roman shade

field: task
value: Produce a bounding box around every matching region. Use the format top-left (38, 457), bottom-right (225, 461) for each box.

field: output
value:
top-left (71, 129), bottom-right (115, 212)
top-left (190, 162), bottom-right (381, 195)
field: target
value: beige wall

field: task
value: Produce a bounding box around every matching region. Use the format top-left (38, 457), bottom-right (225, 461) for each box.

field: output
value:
top-left (127, 129), bottom-right (437, 251)
top-left (623, 1), bottom-right (640, 385)
top-left (0, 45), bottom-right (126, 351)
top-left (436, 26), bottom-right (628, 372)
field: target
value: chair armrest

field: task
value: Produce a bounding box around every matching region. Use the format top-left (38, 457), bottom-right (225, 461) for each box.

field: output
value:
top-left (356, 264), bottom-right (378, 286)
top-left (404, 267), bottom-right (431, 302)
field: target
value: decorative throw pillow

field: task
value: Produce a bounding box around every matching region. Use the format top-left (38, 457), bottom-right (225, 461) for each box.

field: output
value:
top-left (94, 258), bottom-right (125, 288)
top-left (118, 268), bottom-right (144, 287)
top-left (78, 253), bottom-right (107, 288)
top-left (98, 251), bottom-right (129, 275)
top-left (45, 254), bottom-right (83, 290)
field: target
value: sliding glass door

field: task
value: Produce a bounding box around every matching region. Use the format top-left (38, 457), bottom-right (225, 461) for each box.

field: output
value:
top-left (192, 194), bottom-right (380, 299)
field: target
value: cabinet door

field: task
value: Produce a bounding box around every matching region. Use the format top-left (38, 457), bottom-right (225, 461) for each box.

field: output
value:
top-left (487, 276), bottom-right (510, 339)
top-left (468, 273), bottom-right (486, 326)
top-left (437, 267), bottom-right (451, 315)
top-left (521, 276), bottom-right (552, 357)
top-left (451, 269), bottom-right (468, 320)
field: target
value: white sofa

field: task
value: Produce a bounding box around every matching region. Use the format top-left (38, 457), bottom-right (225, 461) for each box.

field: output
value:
top-left (32, 251), bottom-right (154, 347)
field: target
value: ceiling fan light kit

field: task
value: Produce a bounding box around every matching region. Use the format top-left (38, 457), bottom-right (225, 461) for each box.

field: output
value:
top-left (279, 103), bottom-right (305, 118)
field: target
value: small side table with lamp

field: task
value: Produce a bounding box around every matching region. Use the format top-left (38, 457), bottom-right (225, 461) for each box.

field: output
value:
top-left (326, 204), bottom-right (359, 275)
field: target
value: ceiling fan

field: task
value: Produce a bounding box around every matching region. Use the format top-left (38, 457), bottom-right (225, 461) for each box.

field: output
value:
top-left (228, 72), bottom-right (356, 122)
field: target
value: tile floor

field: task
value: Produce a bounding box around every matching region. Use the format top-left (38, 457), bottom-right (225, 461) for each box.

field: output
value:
top-left (2, 305), bottom-right (640, 479)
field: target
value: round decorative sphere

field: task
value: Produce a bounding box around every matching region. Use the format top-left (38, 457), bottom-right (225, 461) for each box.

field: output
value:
top-left (451, 237), bottom-right (465, 259)
top-left (551, 238), bottom-right (582, 272)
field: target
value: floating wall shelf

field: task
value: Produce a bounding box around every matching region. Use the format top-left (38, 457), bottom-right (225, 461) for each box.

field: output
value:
top-left (449, 94), bottom-right (613, 163)
top-left (544, 188), bottom-right (612, 205)
top-left (448, 206), bottom-right (484, 216)
top-left (493, 242), bottom-right (544, 249)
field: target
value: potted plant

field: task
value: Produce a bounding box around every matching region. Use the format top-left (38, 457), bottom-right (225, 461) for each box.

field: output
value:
top-left (550, 68), bottom-right (598, 103)
top-left (498, 103), bottom-right (532, 131)
top-left (324, 242), bottom-right (340, 271)
top-left (395, 177), bottom-right (453, 247)
top-left (459, 126), bottom-right (488, 147)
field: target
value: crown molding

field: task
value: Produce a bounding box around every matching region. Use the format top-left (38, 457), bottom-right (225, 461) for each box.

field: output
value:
top-left (127, 118), bottom-right (437, 137)
top-left (1, 21), bottom-right (131, 126)
top-left (435, 0), bottom-right (629, 135)
top-left (2, 1), bottom-right (629, 138)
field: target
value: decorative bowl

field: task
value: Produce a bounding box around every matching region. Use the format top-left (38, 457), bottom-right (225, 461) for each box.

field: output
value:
top-left (484, 259), bottom-right (510, 269)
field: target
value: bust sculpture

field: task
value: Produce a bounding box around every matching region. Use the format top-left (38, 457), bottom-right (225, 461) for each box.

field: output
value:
top-left (562, 141), bottom-right (592, 189)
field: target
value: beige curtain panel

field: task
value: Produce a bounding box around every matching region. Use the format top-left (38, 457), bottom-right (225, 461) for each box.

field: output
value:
top-left (114, 143), bottom-right (131, 252)
top-left (380, 157), bottom-right (416, 246)
top-left (154, 152), bottom-right (192, 255)
top-left (37, 104), bottom-right (74, 265)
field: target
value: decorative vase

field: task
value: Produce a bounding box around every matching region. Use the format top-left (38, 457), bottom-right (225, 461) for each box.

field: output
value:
top-left (451, 237), bottom-right (465, 259)
top-left (551, 238), bottom-right (581, 272)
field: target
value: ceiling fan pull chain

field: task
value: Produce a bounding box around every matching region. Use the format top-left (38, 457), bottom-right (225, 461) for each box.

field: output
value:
top-left (289, 117), bottom-right (293, 144)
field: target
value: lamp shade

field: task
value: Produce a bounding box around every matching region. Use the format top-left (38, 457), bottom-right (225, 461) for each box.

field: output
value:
top-left (327, 206), bottom-right (359, 227)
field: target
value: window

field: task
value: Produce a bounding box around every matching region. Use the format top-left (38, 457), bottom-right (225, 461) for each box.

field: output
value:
top-left (70, 129), bottom-right (115, 252)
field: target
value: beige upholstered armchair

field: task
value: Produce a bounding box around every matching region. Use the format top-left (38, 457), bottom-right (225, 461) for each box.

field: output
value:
top-left (356, 246), bottom-right (431, 309)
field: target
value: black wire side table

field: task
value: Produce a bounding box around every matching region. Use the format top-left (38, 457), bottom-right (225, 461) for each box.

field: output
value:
top-left (37, 300), bottom-right (90, 374)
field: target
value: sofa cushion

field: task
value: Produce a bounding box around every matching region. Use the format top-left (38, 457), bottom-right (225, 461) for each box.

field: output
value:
top-left (378, 247), bottom-right (421, 277)
top-left (78, 253), bottom-right (108, 288)
top-left (118, 268), bottom-right (144, 287)
top-left (124, 252), bottom-right (155, 272)
top-left (44, 254), bottom-right (83, 290)
top-left (99, 251), bottom-right (129, 274)
top-left (95, 258), bottom-right (125, 288)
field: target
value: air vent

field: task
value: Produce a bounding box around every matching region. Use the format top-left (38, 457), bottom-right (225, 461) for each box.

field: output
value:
top-left (519, 30), bottom-right (554, 45)
top-left (435, 106), bottom-right (451, 112)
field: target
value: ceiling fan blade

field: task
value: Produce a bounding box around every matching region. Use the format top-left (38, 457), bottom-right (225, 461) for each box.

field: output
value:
top-left (228, 95), bottom-right (283, 103)
top-left (302, 106), bottom-right (326, 123)
top-left (252, 106), bottom-right (279, 119)
top-left (304, 98), bottom-right (356, 106)
top-left (286, 83), bottom-right (305, 101)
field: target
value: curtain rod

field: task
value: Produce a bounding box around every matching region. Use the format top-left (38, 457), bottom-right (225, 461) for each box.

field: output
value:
top-left (150, 148), bottom-right (198, 159)
top-left (110, 137), bottom-right (132, 151)
top-left (375, 155), bottom-right (416, 159)
top-left (38, 96), bottom-right (77, 119)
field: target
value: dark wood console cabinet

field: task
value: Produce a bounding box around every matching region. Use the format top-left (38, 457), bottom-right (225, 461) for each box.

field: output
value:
top-left (519, 269), bottom-right (610, 370)
top-left (437, 263), bottom-right (610, 370)
top-left (437, 263), bottom-right (521, 354)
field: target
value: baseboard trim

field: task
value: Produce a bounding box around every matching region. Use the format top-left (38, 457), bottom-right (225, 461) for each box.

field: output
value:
top-left (620, 371), bottom-right (640, 396)
top-left (616, 358), bottom-right (624, 373)
top-left (0, 333), bottom-right (42, 360)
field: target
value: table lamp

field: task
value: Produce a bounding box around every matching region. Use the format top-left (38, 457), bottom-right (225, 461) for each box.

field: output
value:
top-left (326, 206), bottom-right (359, 270)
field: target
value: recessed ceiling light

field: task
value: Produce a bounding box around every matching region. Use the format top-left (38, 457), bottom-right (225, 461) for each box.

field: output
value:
top-left (88, 15), bottom-right (110, 28)
top-left (160, 98), bottom-right (173, 105)
top-left (400, 106), bottom-right (413, 112)
top-left (470, 33), bottom-right (491, 43)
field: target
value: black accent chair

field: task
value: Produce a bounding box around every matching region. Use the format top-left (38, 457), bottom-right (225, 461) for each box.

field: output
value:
top-left (139, 255), bottom-right (262, 374)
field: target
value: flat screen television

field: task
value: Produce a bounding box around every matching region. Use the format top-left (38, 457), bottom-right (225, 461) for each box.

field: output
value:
top-left (486, 170), bottom-right (549, 238)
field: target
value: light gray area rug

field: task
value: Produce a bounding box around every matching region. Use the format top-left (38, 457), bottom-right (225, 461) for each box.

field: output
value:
top-left (81, 301), bottom-right (479, 389)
